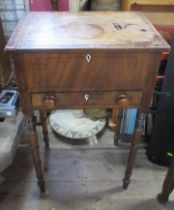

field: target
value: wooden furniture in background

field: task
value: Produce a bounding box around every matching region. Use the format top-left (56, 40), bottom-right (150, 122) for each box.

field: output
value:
top-left (0, 18), bottom-right (13, 89)
top-left (121, 0), bottom-right (174, 11)
top-left (5, 12), bottom-right (170, 192)
top-left (121, 0), bottom-right (174, 30)
top-left (144, 12), bottom-right (174, 26)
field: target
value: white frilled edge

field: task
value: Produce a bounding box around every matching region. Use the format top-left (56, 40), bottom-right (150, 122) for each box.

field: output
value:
top-left (49, 110), bottom-right (106, 140)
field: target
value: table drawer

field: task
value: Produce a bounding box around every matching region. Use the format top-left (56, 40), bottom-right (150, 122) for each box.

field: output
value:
top-left (31, 91), bottom-right (143, 108)
top-left (23, 51), bottom-right (154, 92)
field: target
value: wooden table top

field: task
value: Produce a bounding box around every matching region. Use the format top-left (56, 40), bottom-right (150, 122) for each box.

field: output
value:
top-left (5, 11), bottom-right (170, 51)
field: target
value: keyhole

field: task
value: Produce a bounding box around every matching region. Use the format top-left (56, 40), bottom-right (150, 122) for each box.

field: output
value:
top-left (84, 93), bottom-right (90, 101)
top-left (86, 54), bottom-right (91, 63)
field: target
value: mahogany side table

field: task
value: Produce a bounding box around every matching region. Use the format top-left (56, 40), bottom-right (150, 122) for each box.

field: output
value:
top-left (5, 12), bottom-right (170, 192)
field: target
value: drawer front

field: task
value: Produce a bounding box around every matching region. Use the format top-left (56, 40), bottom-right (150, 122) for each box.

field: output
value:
top-left (31, 91), bottom-right (143, 108)
top-left (23, 51), bottom-right (153, 92)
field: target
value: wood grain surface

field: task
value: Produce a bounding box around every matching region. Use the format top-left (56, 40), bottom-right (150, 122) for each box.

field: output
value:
top-left (5, 12), bottom-right (169, 51)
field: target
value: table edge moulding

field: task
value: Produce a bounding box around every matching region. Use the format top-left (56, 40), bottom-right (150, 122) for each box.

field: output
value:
top-left (5, 11), bottom-right (170, 192)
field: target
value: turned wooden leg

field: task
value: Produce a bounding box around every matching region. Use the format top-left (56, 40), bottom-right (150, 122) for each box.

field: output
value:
top-left (157, 157), bottom-right (174, 204)
top-left (123, 112), bottom-right (146, 189)
top-left (40, 110), bottom-right (49, 150)
top-left (114, 108), bottom-right (123, 145)
top-left (108, 109), bottom-right (117, 130)
top-left (25, 113), bottom-right (45, 192)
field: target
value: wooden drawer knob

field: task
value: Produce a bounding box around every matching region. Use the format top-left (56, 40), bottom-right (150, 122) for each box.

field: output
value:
top-left (117, 95), bottom-right (129, 107)
top-left (44, 96), bottom-right (56, 109)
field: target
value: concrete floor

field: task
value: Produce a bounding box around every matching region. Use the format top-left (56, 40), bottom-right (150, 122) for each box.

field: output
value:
top-left (0, 125), bottom-right (174, 210)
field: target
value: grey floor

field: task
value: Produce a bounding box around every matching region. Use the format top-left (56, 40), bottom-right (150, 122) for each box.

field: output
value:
top-left (0, 125), bottom-right (174, 210)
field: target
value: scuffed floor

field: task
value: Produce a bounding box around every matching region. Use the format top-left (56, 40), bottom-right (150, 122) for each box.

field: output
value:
top-left (0, 125), bottom-right (174, 210)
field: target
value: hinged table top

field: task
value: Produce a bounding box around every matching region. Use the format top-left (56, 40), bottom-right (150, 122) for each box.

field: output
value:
top-left (5, 11), bottom-right (170, 51)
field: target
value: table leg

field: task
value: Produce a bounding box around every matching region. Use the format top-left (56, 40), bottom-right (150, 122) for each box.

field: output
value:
top-left (40, 110), bottom-right (49, 150)
top-left (25, 113), bottom-right (45, 192)
top-left (123, 112), bottom-right (146, 189)
top-left (157, 157), bottom-right (174, 204)
top-left (114, 108), bottom-right (123, 145)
